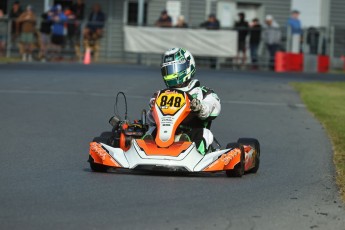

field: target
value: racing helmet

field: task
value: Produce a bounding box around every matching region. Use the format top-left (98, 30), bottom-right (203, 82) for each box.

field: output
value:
top-left (161, 48), bottom-right (196, 88)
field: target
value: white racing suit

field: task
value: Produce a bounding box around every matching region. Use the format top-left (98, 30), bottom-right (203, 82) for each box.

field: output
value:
top-left (147, 79), bottom-right (221, 155)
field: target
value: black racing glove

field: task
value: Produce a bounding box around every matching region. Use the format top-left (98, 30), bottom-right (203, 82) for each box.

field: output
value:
top-left (190, 98), bottom-right (202, 112)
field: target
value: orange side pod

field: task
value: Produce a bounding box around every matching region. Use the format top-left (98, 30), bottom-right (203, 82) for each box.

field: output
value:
top-left (89, 142), bottom-right (121, 167)
top-left (203, 148), bottom-right (241, 172)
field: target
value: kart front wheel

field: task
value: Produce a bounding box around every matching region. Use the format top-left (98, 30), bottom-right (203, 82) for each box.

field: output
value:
top-left (225, 143), bottom-right (245, 177)
top-left (88, 155), bottom-right (109, 172)
top-left (89, 136), bottom-right (112, 172)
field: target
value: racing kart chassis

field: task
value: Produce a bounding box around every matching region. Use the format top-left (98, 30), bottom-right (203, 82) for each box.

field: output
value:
top-left (88, 90), bottom-right (260, 177)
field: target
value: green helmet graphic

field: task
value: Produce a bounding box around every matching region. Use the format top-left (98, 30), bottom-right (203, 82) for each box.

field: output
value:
top-left (161, 48), bottom-right (196, 88)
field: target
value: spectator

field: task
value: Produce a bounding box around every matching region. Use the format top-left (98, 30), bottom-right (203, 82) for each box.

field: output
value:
top-left (16, 5), bottom-right (36, 62)
top-left (64, 8), bottom-right (78, 59)
top-left (234, 12), bottom-right (249, 66)
top-left (175, 15), bottom-right (188, 28)
top-left (72, 0), bottom-right (85, 60)
top-left (9, 1), bottom-right (23, 44)
top-left (84, 3), bottom-right (106, 41)
top-left (200, 14), bottom-right (220, 68)
top-left (155, 10), bottom-right (172, 28)
top-left (72, 0), bottom-right (85, 21)
top-left (287, 10), bottom-right (302, 53)
top-left (200, 14), bottom-right (220, 30)
top-left (263, 15), bottom-right (281, 70)
top-left (306, 27), bottom-right (320, 55)
top-left (39, 10), bottom-right (52, 61)
top-left (249, 18), bottom-right (262, 69)
top-left (49, 5), bottom-right (67, 61)
top-left (0, 10), bottom-right (7, 56)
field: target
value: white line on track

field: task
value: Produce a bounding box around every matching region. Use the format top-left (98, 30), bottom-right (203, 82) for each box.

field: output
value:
top-left (0, 89), bottom-right (305, 108)
top-left (221, 100), bottom-right (306, 107)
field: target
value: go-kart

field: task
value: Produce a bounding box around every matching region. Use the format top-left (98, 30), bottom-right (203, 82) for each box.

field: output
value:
top-left (88, 89), bottom-right (260, 177)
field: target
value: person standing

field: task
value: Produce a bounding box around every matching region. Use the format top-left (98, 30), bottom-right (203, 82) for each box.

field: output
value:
top-left (234, 12), bottom-right (249, 67)
top-left (84, 4), bottom-right (106, 40)
top-left (263, 15), bottom-right (281, 70)
top-left (9, 1), bottom-right (23, 44)
top-left (175, 15), bottom-right (188, 28)
top-left (200, 14), bottom-right (220, 30)
top-left (72, 0), bottom-right (85, 60)
top-left (306, 27), bottom-right (320, 55)
top-left (49, 5), bottom-right (67, 61)
top-left (287, 10), bottom-right (302, 53)
top-left (39, 10), bottom-right (52, 61)
top-left (200, 14), bottom-right (220, 68)
top-left (249, 18), bottom-right (262, 69)
top-left (155, 10), bottom-right (172, 28)
top-left (83, 4), bottom-right (105, 61)
top-left (0, 10), bottom-right (7, 57)
top-left (64, 8), bottom-right (77, 60)
top-left (72, 0), bottom-right (85, 21)
top-left (16, 5), bottom-right (36, 62)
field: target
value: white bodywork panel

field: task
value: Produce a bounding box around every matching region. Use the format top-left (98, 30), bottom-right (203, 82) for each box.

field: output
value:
top-left (101, 140), bottom-right (232, 172)
top-left (100, 143), bottom-right (130, 168)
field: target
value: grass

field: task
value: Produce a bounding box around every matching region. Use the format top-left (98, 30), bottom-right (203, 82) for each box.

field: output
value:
top-left (0, 56), bottom-right (21, 63)
top-left (292, 82), bottom-right (345, 201)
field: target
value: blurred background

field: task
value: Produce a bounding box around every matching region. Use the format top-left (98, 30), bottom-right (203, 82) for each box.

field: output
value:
top-left (0, 0), bottom-right (344, 72)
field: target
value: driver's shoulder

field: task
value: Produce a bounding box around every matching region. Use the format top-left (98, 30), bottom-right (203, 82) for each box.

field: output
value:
top-left (187, 85), bottom-right (218, 101)
top-left (196, 85), bottom-right (217, 98)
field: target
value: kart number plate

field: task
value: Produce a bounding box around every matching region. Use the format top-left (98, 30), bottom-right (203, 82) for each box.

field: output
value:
top-left (156, 91), bottom-right (186, 115)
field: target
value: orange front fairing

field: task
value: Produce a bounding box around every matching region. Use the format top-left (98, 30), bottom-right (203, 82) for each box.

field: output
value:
top-left (136, 139), bottom-right (192, 157)
top-left (203, 148), bottom-right (242, 172)
top-left (155, 90), bottom-right (187, 115)
top-left (89, 142), bottom-right (121, 167)
top-left (153, 90), bottom-right (191, 148)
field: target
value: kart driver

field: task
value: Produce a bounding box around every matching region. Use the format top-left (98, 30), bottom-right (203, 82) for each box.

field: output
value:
top-left (146, 48), bottom-right (221, 155)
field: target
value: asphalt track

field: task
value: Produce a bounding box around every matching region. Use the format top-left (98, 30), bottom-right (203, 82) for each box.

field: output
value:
top-left (1, 63), bottom-right (345, 230)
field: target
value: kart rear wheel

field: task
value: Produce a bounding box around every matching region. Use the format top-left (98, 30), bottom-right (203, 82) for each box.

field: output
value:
top-left (100, 132), bottom-right (113, 138)
top-left (225, 143), bottom-right (245, 177)
top-left (92, 136), bottom-right (110, 144)
top-left (88, 155), bottom-right (109, 172)
top-left (237, 138), bottom-right (260, 173)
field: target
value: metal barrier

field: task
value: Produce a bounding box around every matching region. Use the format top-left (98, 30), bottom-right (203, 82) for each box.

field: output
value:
top-left (122, 25), bottom-right (343, 71)
top-left (1, 17), bottom-right (344, 71)
top-left (0, 18), bottom-right (108, 62)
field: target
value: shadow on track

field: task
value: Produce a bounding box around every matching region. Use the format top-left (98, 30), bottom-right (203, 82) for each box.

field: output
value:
top-left (82, 167), bottom-right (255, 179)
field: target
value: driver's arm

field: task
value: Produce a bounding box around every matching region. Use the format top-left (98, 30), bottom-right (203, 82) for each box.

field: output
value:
top-left (198, 92), bottom-right (221, 120)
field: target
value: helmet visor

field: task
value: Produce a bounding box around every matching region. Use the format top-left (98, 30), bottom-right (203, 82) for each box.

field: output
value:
top-left (164, 77), bottom-right (180, 87)
top-left (161, 61), bottom-right (189, 76)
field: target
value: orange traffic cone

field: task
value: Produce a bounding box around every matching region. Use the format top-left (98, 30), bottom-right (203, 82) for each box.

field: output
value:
top-left (83, 48), bottom-right (91, 65)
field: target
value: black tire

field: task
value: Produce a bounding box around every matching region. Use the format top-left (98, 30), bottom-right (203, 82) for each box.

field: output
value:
top-left (237, 138), bottom-right (260, 173)
top-left (92, 136), bottom-right (110, 144)
top-left (225, 143), bottom-right (245, 177)
top-left (100, 131), bottom-right (113, 138)
top-left (89, 136), bottom-right (111, 172)
top-left (88, 155), bottom-right (109, 172)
